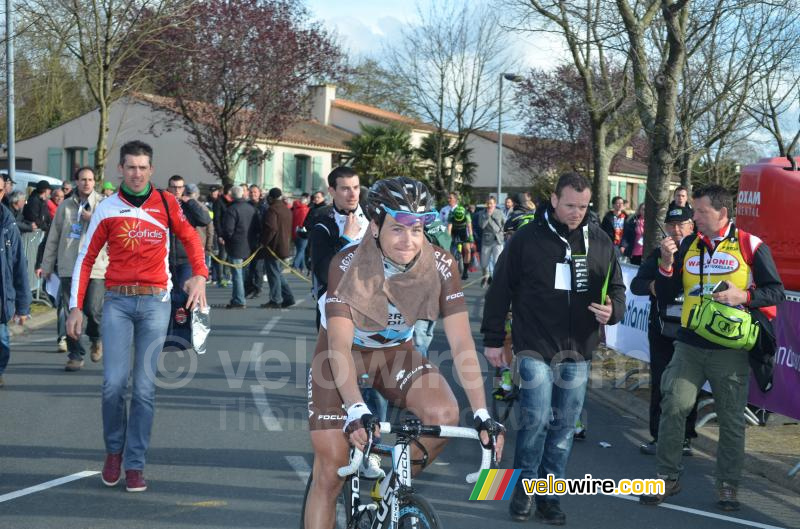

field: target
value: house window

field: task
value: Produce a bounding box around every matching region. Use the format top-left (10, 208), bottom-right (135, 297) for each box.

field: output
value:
top-left (65, 147), bottom-right (88, 180)
top-left (247, 152), bottom-right (262, 187)
top-left (295, 155), bottom-right (309, 192)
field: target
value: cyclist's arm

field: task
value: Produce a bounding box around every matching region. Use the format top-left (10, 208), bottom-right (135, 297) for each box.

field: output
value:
top-left (325, 315), bottom-right (362, 408)
top-left (443, 311), bottom-right (487, 411)
top-left (447, 223), bottom-right (452, 235)
top-left (466, 214), bottom-right (473, 239)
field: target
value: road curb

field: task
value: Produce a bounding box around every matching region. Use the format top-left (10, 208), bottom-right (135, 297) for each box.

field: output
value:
top-left (9, 308), bottom-right (58, 338)
top-left (588, 380), bottom-right (800, 494)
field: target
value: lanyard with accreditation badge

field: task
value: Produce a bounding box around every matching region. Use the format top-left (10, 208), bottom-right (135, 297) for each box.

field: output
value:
top-left (545, 210), bottom-right (590, 293)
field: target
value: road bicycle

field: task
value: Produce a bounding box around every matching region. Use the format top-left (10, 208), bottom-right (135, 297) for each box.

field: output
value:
top-left (300, 417), bottom-right (493, 529)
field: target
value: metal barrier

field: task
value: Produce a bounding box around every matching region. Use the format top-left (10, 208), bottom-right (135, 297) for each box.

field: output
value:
top-left (20, 230), bottom-right (52, 307)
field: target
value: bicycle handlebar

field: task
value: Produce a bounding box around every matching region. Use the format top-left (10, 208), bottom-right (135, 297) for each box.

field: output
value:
top-left (337, 422), bottom-right (492, 483)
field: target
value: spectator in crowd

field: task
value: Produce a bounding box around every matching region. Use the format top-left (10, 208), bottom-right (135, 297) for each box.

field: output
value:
top-left (479, 196), bottom-right (505, 287)
top-left (503, 196), bottom-right (514, 218)
top-left (669, 185), bottom-right (691, 210)
top-left (185, 184), bottom-right (215, 256)
top-left (0, 176), bottom-right (31, 388)
top-left (1, 174), bottom-right (13, 208)
top-left (212, 184), bottom-right (233, 287)
top-left (482, 172), bottom-right (625, 524)
top-left (631, 205), bottom-right (699, 457)
top-left (8, 191), bottom-right (35, 232)
top-left (308, 167), bottom-right (367, 327)
top-left (439, 192), bottom-right (458, 224)
top-left (291, 193), bottom-right (311, 272)
top-left (640, 185), bottom-right (784, 510)
top-left (167, 175), bottom-right (212, 310)
top-left (23, 180), bottom-right (53, 233)
top-left (469, 203), bottom-right (482, 254)
top-left (40, 167), bottom-right (108, 371)
top-left (523, 191), bottom-right (537, 211)
top-left (62, 180), bottom-right (74, 199)
top-left (47, 187), bottom-right (65, 218)
top-left (67, 140), bottom-right (207, 493)
top-left (601, 196), bottom-right (628, 247)
top-left (261, 188), bottom-right (296, 309)
top-left (221, 185), bottom-right (257, 309)
top-left (622, 202), bottom-right (646, 265)
top-left (503, 192), bottom-right (535, 237)
top-left (102, 181), bottom-right (116, 197)
top-left (239, 182), bottom-right (250, 201)
top-left (245, 185), bottom-right (266, 299)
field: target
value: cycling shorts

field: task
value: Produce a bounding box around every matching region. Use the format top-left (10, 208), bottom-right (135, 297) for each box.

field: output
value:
top-left (452, 229), bottom-right (470, 245)
top-left (308, 328), bottom-right (440, 430)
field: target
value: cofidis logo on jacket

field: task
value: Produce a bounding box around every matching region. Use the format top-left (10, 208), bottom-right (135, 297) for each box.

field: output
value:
top-left (117, 220), bottom-right (164, 249)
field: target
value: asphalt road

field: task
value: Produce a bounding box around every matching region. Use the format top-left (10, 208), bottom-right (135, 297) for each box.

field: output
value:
top-left (1, 274), bottom-right (798, 529)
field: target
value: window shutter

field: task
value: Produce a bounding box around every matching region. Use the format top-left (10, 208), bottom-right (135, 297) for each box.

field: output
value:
top-left (282, 153), bottom-right (296, 192)
top-left (47, 148), bottom-right (63, 178)
top-left (638, 183), bottom-right (646, 207)
top-left (312, 156), bottom-right (324, 193)
top-left (88, 148), bottom-right (96, 169)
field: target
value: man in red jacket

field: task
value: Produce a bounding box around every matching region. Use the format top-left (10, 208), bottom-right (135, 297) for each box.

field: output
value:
top-left (291, 193), bottom-right (311, 272)
top-left (261, 187), bottom-right (296, 308)
top-left (66, 140), bottom-right (207, 493)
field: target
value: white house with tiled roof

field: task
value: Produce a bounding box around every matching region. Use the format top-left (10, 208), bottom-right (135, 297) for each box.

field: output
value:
top-left (14, 93), bottom-right (354, 194)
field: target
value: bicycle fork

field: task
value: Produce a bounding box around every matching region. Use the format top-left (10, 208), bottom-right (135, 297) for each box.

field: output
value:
top-left (371, 442), bottom-right (412, 528)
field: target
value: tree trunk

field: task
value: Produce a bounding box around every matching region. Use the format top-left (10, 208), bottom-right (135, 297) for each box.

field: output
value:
top-left (590, 126), bottom-right (611, 218)
top-left (95, 101), bottom-right (109, 182)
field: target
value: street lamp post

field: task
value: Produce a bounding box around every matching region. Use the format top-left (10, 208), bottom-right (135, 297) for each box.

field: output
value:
top-left (497, 72), bottom-right (523, 201)
top-left (6, 0), bottom-right (15, 183)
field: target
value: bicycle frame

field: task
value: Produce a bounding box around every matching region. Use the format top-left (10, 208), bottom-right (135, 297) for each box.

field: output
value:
top-left (337, 419), bottom-right (492, 529)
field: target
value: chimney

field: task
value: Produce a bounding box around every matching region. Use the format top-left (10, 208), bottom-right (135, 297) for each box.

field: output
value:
top-left (310, 84), bottom-right (336, 126)
top-left (625, 146), bottom-right (634, 159)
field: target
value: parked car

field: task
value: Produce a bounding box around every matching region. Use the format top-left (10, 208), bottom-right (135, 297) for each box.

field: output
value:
top-left (2, 170), bottom-right (63, 194)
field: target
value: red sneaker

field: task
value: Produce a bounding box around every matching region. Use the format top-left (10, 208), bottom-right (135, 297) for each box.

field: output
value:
top-left (101, 453), bottom-right (122, 486)
top-left (125, 470), bottom-right (147, 492)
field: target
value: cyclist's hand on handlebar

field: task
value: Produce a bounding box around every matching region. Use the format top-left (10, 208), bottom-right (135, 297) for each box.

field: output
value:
top-left (474, 408), bottom-right (505, 463)
top-left (343, 402), bottom-right (380, 451)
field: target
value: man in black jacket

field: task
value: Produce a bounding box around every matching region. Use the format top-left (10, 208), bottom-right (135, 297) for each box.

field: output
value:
top-left (640, 185), bottom-right (784, 511)
top-left (307, 167), bottom-right (367, 327)
top-left (210, 184), bottom-right (230, 286)
top-left (167, 175), bottom-right (212, 308)
top-left (631, 206), bottom-right (698, 457)
top-left (23, 180), bottom-right (53, 233)
top-left (221, 185), bottom-right (257, 308)
top-left (482, 172), bottom-right (626, 525)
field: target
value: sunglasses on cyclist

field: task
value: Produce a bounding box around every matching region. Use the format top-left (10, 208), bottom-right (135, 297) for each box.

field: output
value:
top-left (381, 205), bottom-right (438, 227)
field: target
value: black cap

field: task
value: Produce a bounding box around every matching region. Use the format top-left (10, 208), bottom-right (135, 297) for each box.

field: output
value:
top-left (664, 206), bottom-right (692, 224)
top-left (268, 187), bottom-right (282, 200)
top-left (36, 180), bottom-right (52, 192)
top-left (1, 172), bottom-right (13, 183)
top-left (208, 184), bottom-right (221, 192)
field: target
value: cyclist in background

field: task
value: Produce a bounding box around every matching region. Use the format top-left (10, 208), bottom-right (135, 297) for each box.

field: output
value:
top-left (304, 177), bottom-right (504, 529)
top-left (447, 205), bottom-right (473, 280)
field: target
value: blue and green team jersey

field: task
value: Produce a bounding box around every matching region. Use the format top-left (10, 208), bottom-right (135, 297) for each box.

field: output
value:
top-left (447, 210), bottom-right (472, 231)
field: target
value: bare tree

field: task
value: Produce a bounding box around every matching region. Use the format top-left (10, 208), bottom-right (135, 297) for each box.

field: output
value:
top-left (507, 0), bottom-right (640, 217)
top-left (21, 0), bottom-right (185, 180)
top-left (386, 0), bottom-right (519, 201)
top-left (675, 1), bottom-right (800, 187)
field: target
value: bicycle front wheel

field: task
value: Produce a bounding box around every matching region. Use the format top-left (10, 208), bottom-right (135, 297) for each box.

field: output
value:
top-left (398, 494), bottom-right (442, 529)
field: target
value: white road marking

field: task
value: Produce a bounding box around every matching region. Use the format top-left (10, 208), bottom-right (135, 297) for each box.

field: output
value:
top-left (250, 385), bottom-right (282, 431)
top-left (613, 494), bottom-right (789, 529)
top-left (0, 471), bottom-right (100, 503)
top-left (287, 455), bottom-right (312, 484)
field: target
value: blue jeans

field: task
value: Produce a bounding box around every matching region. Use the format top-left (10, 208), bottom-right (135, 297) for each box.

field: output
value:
top-left (264, 257), bottom-right (295, 305)
top-left (230, 258), bottom-right (245, 306)
top-left (292, 238), bottom-right (308, 271)
top-left (101, 291), bottom-right (170, 470)
top-left (0, 323), bottom-right (9, 375)
top-left (413, 320), bottom-right (435, 357)
top-left (514, 357), bottom-right (589, 503)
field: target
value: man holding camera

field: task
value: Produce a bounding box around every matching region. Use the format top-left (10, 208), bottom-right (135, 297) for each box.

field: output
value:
top-left (640, 185), bottom-right (784, 511)
top-left (40, 167), bottom-right (108, 371)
